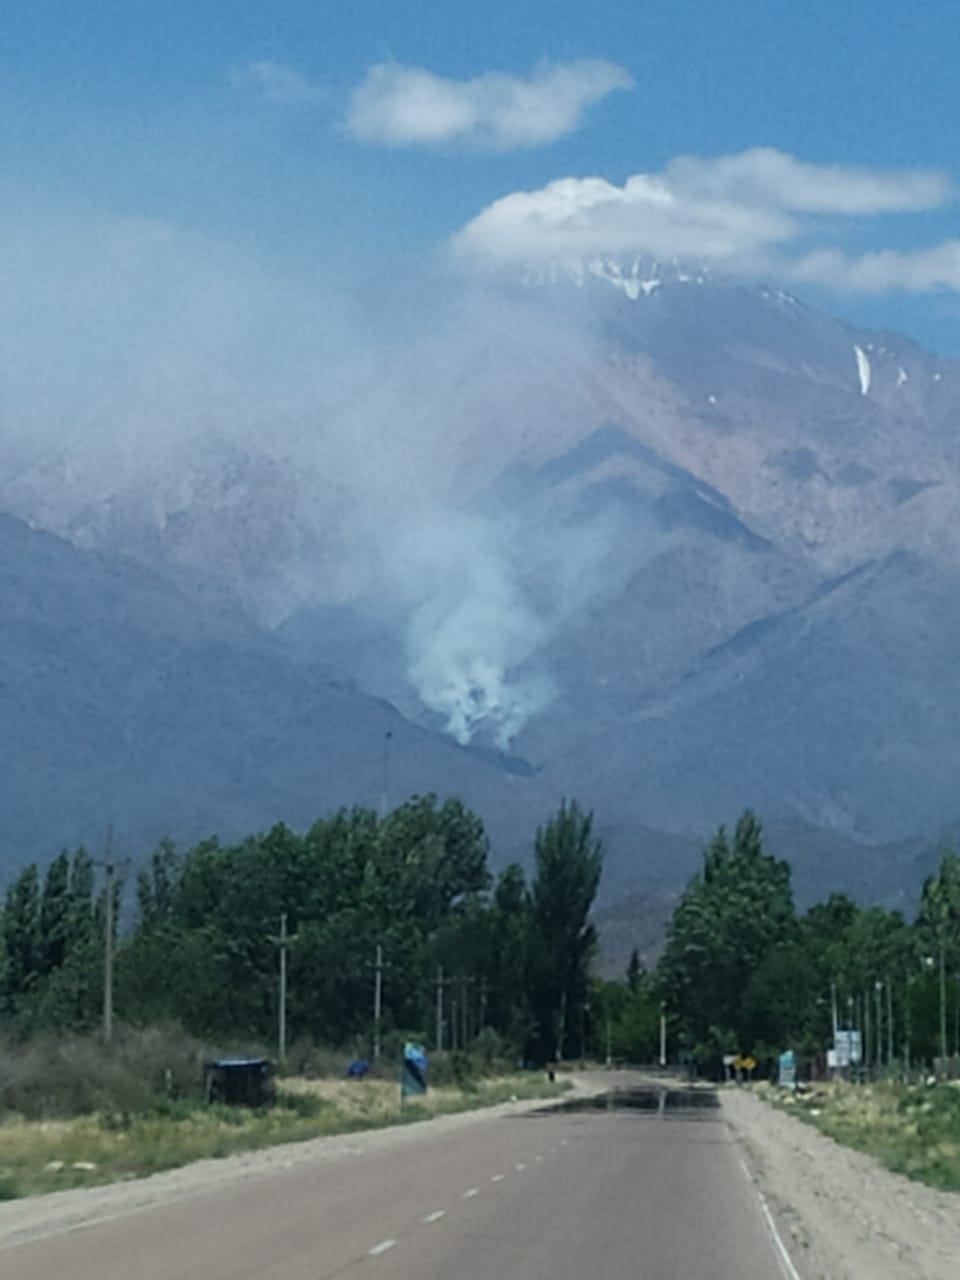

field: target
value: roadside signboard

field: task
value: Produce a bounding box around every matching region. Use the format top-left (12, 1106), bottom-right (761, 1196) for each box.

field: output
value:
top-left (778, 1049), bottom-right (796, 1088)
top-left (833, 1029), bottom-right (862, 1067)
top-left (401, 1042), bottom-right (428, 1099)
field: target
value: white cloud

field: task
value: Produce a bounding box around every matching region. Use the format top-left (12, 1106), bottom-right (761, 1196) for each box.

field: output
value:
top-left (233, 60), bottom-right (326, 106)
top-left (453, 148), bottom-right (956, 291)
top-left (666, 148), bottom-right (950, 215)
top-left (345, 59), bottom-right (633, 150)
top-left (791, 241), bottom-right (960, 293)
top-left (454, 172), bottom-right (798, 264)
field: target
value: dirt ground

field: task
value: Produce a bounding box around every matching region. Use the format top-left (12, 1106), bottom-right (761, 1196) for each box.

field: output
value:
top-left (723, 1086), bottom-right (960, 1280)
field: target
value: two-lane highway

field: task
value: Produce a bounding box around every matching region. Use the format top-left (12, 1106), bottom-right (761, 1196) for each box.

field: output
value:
top-left (3, 1086), bottom-right (797, 1280)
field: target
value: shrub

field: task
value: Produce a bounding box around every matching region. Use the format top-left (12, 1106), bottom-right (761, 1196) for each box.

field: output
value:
top-left (0, 1025), bottom-right (209, 1119)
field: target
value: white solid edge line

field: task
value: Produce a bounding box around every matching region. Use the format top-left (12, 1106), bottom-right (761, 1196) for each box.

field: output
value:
top-left (759, 1197), bottom-right (803, 1280)
top-left (369, 1239), bottom-right (396, 1256)
top-left (423, 1210), bottom-right (446, 1224)
top-left (462, 1187), bottom-right (480, 1199)
top-left (737, 1155), bottom-right (802, 1280)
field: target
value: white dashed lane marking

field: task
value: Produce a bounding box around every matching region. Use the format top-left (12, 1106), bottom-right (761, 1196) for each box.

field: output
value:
top-left (366, 1140), bottom-right (568, 1262)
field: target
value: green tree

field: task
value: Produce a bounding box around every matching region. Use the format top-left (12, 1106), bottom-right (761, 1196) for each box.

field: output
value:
top-left (1, 863), bottom-right (41, 1019)
top-left (479, 864), bottom-right (530, 1046)
top-left (38, 852), bottom-right (71, 975)
top-left (626, 947), bottom-right (642, 994)
top-left (527, 800), bottom-right (603, 1061)
top-left (917, 850), bottom-right (960, 1059)
top-left (658, 811), bottom-right (795, 1066)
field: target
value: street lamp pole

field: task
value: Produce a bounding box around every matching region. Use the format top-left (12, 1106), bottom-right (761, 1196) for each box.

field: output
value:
top-left (939, 943), bottom-right (948, 1069)
top-left (659, 1002), bottom-right (667, 1068)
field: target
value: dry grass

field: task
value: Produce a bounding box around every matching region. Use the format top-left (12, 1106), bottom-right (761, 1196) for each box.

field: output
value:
top-left (0, 1073), bottom-right (567, 1199)
top-left (758, 1078), bottom-right (960, 1192)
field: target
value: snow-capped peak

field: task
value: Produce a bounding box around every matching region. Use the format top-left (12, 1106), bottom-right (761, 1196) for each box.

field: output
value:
top-left (521, 254), bottom-right (710, 298)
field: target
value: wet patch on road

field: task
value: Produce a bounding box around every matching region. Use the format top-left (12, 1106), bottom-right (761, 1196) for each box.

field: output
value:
top-left (536, 1086), bottom-right (721, 1119)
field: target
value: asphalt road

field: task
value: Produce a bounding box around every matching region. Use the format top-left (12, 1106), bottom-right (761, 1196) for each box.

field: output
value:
top-left (3, 1086), bottom-right (794, 1280)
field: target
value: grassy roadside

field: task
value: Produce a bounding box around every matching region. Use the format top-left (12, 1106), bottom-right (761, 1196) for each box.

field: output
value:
top-left (0, 1073), bottom-right (569, 1200)
top-left (755, 1079), bottom-right (960, 1192)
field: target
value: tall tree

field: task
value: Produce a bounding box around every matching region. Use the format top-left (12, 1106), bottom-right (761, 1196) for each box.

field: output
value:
top-left (626, 947), bottom-right (642, 994)
top-left (1, 863), bottom-right (41, 1018)
top-left (528, 800), bottom-right (603, 1061)
top-left (658, 811), bottom-right (794, 1064)
top-left (39, 851), bottom-right (71, 975)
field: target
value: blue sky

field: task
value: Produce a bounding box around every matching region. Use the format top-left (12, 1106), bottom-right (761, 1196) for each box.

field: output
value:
top-left (3, 1), bottom-right (960, 351)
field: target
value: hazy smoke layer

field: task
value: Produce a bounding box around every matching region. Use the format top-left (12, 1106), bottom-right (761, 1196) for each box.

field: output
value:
top-left (0, 211), bottom-right (628, 747)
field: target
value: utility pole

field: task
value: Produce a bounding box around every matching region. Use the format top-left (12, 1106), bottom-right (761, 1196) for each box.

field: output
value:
top-left (270, 914), bottom-right (298, 1066)
top-left (279, 913), bottom-right (289, 1064)
top-left (373, 943), bottom-right (383, 1061)
top-left (659, 1001), bottom-right (667, 1068)
top-left (875, 981), bottom-right (884, 1069)
top-left (93, 826), bottom-right (128, 1047)
top-left (435, 965), bottom-right (445, 1052)
top-left (886, 977), bottom-right (894, 1066)
top-left (103, 828), bottom-right (115, 1045)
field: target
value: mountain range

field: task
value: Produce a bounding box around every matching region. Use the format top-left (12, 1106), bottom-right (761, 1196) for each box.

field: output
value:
top-left (2, 262), bottom-right (958, 930)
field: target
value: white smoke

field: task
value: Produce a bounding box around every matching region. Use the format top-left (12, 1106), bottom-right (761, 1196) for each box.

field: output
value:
top-left (0, 209), bottom-right (634, 750)
top-left (396, 515), bottom-right (554, 746)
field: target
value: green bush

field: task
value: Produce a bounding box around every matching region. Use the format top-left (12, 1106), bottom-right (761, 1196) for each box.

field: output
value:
top-left (427, 1050), bottom-right (478, 1090)
top-left (284, 1038), bottom-right (349, 1079)
top-left (471, 1027), bottom-right (507, 1068)
top-left (0, 1176), bottom-right (20, 1201)
top-left (0, 1025), bottom-right (210, 1119)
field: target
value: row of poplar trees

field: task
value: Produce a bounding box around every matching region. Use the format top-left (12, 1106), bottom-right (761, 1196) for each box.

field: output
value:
top-left (0, 797), bottom-right (602, 1064)
top-left (4, 800), bottom-right (958, 1071)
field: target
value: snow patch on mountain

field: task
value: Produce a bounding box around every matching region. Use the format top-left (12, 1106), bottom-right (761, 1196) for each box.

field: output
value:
top-left (854, 344), bottom-right (872, 396)
top-left (522, 255), bottom-right (709, 298)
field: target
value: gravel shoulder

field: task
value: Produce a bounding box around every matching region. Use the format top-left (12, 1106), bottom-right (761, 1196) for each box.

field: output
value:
top-left (723, 1086), bottom-right (960, 1280)
top-left (0, 1071), bottom-right (610, 1251)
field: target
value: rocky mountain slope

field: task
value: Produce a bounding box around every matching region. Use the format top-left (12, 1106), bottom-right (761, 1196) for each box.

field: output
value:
top-left (2, 268), bottom-right (958, 904)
